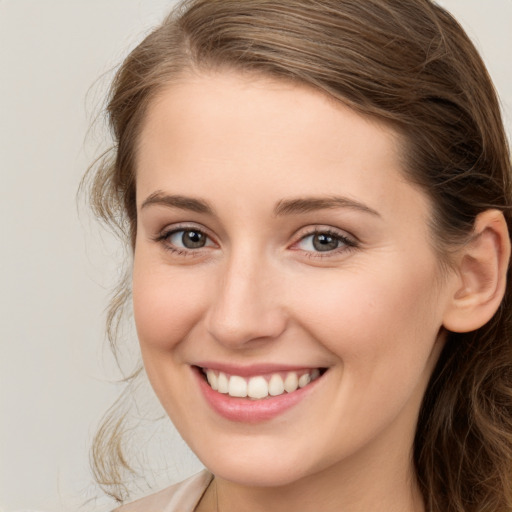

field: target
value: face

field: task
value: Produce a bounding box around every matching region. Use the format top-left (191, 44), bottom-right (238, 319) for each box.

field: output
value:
top-left (133, 72), bottom-right (455, 488)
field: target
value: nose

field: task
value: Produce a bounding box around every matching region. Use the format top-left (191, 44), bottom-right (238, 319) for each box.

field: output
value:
top-left (205, 250), bottom-right (288, 348)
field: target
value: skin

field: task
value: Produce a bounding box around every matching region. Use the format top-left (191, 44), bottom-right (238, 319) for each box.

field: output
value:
top-left (132, 71), bottom-right (464, 512)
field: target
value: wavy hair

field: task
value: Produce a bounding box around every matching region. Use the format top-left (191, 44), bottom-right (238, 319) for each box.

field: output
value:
top-left (87, 1), bottom-right (512, 509)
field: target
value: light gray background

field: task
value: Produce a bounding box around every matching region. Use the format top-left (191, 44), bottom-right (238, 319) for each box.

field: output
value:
top-left (1, 1), bottom-right (511, 511)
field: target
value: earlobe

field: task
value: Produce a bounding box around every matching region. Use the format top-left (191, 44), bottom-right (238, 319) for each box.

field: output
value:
top-left (443, 210), bottom-right (511, 333)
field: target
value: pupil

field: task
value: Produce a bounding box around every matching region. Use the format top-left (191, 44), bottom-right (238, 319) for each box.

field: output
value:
top-left (313, 233), bottom-right (338, 252)
top-left (183, 230), bottom-right (205, 249)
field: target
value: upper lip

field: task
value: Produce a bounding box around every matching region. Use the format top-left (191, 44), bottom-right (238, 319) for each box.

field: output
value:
top-left (194, 362), bottom-right (325, 377)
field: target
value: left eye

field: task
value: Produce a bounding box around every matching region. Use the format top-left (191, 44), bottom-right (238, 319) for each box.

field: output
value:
top-left (166, 229), bottom-right (213, 249)
top-left (296, 232), bottom-right (349, 252)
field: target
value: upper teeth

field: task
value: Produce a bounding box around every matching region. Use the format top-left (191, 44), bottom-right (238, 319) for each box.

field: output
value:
top-left (205, 369), bottom-right (321, 399)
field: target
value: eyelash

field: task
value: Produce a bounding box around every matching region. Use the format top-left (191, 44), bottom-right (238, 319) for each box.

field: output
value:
top-left (153, 225), bottom-right (215, 257)
top-left (292, 228), bottom-right (358, 259)
top-left (154, 225), bottom-right (358, 259)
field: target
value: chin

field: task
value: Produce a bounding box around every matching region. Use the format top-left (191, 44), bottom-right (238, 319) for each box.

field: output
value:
top-left (188, 435), bottom-right (321, 488)
top-left (207, 457), bottom-right (311, 488)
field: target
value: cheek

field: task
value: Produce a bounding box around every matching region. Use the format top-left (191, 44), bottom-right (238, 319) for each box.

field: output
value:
top-left (292, 261), bottom-right (442, 376)
top-left (132, 260), bottom-right (210, 352)
top-left (290, 263), bottom-right (444, 442)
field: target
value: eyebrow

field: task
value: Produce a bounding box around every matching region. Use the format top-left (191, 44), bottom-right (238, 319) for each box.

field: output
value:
top-left (140, 192), bottom-right (380, 218)
top-left (140, 192), bottom-right (214, 214)
top-left (274, 196), bottom-right (380, 217)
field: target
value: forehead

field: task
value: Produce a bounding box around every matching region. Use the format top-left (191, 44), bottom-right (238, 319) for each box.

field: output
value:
top-left (139, 71), bottom-right (399, 161)
top-left (136, 71), bottom-right (429, 224)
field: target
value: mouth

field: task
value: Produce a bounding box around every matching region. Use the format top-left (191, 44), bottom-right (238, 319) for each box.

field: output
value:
top-left (198, 367), bottom-right (327, 400)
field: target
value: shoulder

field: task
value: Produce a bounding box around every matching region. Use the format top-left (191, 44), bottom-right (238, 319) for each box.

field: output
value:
top-left (113, 470), bottom-right (213, 512)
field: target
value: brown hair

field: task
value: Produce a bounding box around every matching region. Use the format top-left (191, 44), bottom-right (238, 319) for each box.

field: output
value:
top-left (88, 0), bottom-right (512, 509)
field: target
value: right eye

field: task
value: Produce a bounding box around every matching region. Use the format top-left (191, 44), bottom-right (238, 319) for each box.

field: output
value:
top-left (162, 228), bottom-right (215, 251)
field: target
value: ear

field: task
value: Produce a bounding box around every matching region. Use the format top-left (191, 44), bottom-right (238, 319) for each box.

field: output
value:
top-left (443, 209), bottom-right (511, 333)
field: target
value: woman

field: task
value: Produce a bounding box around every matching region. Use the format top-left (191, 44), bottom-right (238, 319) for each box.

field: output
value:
top-left (88, 0), bottom-right (512, 510)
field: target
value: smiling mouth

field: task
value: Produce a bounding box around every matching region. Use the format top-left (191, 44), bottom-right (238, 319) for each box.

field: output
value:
top-left (199, 367), bottom-right (326, 400)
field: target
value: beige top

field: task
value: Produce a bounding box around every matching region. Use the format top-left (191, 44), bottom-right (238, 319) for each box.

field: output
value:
top-left (114, 470), bottom-right (213, 512)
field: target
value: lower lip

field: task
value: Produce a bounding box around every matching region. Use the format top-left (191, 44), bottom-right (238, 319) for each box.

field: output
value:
top-left (193, 367), bottom-right (323, 423)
